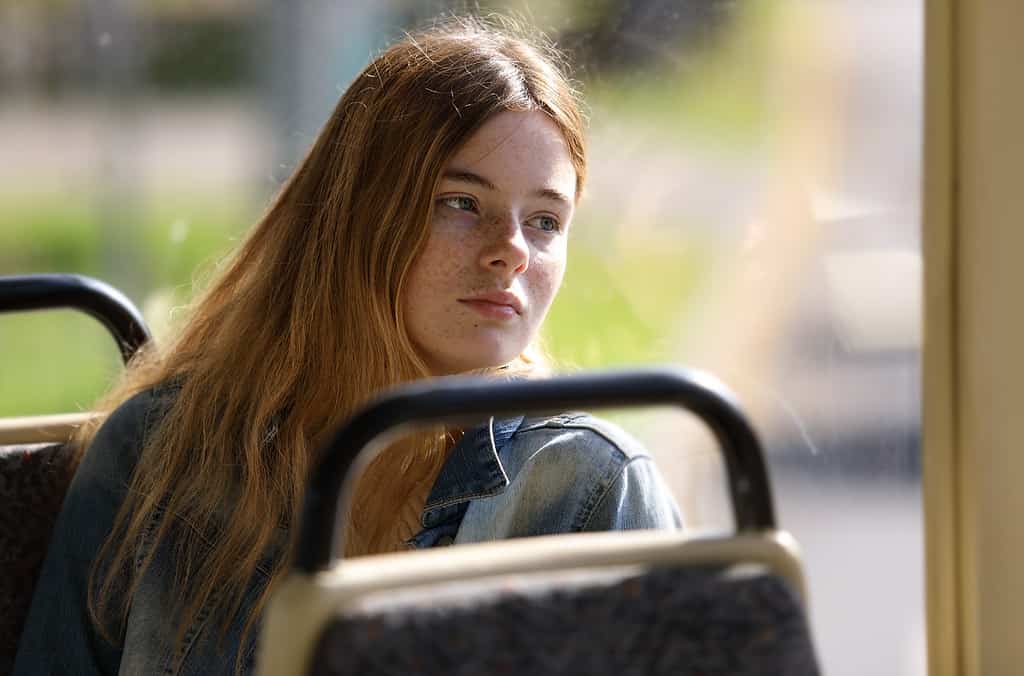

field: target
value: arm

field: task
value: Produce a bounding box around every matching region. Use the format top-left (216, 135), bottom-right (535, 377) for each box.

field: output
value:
top-left (515, 414), bottom-right (685, 534)
top-left (13, 391), bottom-right (158, 676)
top-left (580, 455), bottom-right (684, 533)
top-left (456, 414), bottom-right (684, 543)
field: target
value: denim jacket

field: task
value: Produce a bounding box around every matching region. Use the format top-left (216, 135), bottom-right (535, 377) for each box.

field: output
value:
top-left (15, 388), bottom-right (682, 675)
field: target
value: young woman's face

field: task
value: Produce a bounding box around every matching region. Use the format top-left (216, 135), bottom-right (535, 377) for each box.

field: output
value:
top-left (404, 110), bottom-right (578, 375)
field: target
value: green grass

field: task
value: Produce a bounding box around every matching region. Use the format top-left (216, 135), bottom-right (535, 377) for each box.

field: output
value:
top-left (543, 235), bottom-right (706, 370)
top-left (0, 192), bottom-right (254, 415)
top-left (0, 200), bottom-right (105, 276)
top-left (0, 312), bottom-right (123, 415)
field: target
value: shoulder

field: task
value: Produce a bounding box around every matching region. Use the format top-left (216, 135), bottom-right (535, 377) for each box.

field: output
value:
top-left (77, 384), bottom-right (176, 489)
top-left (102, 385), bottom-right (174, 441)
top-left (457, 412), bottom-right (682, 541)
top-left (499, 412), bottom-right (648, 482)
top-left (512, 412), bottom-right (650, 459)
top-left (507, 412), bottom-right (683, 531)
top-left (498, 412), bottom-right (681, 530)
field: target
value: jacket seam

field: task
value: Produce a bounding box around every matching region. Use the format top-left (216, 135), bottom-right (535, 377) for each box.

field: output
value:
top-left (575, 455), bottom-right (654, 532)
top-left (135, 504), bottom-right (164, 570)
top-left (170, 586), bottom-right (219, 675)
top-left (516, 413), bottom-right (588, 433)
top-left (514, 420), bottom-right (642, 463)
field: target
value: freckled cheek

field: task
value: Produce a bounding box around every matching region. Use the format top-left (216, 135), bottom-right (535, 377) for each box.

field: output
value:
top-left (423, 226), bottom-right (479, 271)
top-left (528, 249), bottom-right (567, 308)
top-left (406, 238), bottom-right (473, 323)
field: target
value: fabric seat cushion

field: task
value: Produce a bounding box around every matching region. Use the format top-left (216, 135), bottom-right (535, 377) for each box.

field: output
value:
top-left (0, 442), bottom-right (77, 673)
top-left (308, 565), bottom-right (820, 676)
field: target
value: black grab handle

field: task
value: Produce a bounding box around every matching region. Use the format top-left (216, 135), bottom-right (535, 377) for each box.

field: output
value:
top-left (0, 274), bottom-right (152, 364)
top-left (295, 367), bottom-right (774, 574)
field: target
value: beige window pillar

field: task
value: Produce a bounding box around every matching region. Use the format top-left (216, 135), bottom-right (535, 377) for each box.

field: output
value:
top-left (924, 1), bottom-right (1024, 674)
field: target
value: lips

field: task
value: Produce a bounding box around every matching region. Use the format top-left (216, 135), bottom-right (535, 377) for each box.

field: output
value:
top-left (458, 290), bottom-right (525, 316)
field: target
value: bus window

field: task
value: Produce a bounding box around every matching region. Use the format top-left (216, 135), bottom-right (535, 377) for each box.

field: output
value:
top-left (1, 2), bottom-right (922, 674)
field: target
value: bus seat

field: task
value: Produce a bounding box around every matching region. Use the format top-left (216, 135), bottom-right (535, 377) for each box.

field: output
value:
top-left (0, 274), bottom-right (151, 671)
top-left (310, 567), bottom-right (814, 675)
top-left (263, 530), bottom-right (820, 676)
top-left (259, 370), bottom-right (821, 675)
top-left (0, 441), bottom-right (77, 673)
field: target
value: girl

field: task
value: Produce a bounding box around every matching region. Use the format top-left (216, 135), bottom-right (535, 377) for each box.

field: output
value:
top-left (14, 16), bottom-right (681, 676)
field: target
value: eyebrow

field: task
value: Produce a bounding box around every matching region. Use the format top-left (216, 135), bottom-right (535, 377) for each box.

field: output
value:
top-left (442, 169), bottom-right (574, 207)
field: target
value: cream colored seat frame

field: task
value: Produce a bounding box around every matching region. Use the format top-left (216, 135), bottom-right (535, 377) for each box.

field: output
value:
top-left (0, 414), bottom-right (92, 445)
top-left (258, 528), bottom-right (805, 676)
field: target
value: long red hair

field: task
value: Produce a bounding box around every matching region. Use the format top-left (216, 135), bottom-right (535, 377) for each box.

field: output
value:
top-left (78, 14), bottom-right (587, 669)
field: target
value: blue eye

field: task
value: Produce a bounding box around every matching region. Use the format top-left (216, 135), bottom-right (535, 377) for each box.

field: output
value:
top-left (439, 195), bottom-right (478, 212)
top-left (527, 214), bottom-right (561, 233)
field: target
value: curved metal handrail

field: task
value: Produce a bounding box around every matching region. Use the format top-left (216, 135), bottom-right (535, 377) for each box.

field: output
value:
top-left (295, 367), bottom-right (774, 574)
top-left (0, 274), bottom-right (152, 364)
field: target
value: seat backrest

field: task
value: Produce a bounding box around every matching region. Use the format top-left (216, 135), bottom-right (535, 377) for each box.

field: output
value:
top-left (0, 442), bottom-right (78, 673)
top-left (258, 529), bottom-right (820, 675)
top-left (0, 273), bottom-right (152, 669)
top-left (307, 563), bottom-right (819, 676)
top-left (260, 369), bottom-right (815, 674)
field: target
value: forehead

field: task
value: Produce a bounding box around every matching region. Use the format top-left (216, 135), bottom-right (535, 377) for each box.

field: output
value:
top-left (445, 110), bottom-right (577, 195)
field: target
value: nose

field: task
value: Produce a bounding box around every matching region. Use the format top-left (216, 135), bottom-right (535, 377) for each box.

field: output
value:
top-left (479, 212), bottom-right (529, 277)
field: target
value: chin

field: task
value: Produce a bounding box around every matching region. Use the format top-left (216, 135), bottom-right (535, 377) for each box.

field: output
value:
top-left (437, 346), bottom-right (525, 376)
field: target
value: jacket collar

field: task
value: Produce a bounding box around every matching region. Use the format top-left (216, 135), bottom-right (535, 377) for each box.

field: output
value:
top-left (420, 416), bottom-right (525, 524)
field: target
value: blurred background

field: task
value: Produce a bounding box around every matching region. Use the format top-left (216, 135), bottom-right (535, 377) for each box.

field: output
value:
top-left (0, 1), bottom-right (922, 674)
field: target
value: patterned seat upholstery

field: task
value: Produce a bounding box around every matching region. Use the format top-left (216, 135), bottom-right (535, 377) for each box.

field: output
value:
top-left (0, 442), bottom-right (77, 673)
top-left (308, 565), bottom-right (820, 676)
